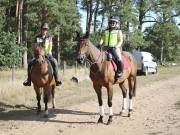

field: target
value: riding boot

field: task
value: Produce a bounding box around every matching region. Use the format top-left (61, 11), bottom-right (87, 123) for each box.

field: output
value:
top-left (23, 63), bottom-right (32, 86)
top-left (53, 68), bottom-right (62, 86)
top-left (47, 54), bottom-right (62, 86)
top-left (52, 60), bottom-right (62, 86)
top-left (116, 60), bottom-right (124, 78)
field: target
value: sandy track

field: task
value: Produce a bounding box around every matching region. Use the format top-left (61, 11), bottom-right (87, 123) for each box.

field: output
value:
top-left (0, 75), bottom-right (180, 135)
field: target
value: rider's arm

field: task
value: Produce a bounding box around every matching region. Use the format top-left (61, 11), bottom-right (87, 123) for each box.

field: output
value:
top-left (33, 37), bottom-right (38, 49)
top-left (116, 30), bottom-right (123, 48)
top-left (99, 32), bottom-right (104, 46)
top-left (47, 36), bottom-right (53, 55)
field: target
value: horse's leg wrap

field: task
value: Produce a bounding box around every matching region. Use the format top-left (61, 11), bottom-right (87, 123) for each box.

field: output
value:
top-left (122, 98), bottom-right (127, 110)
top-left (128, 99), bottom-right (133, 117)
top-left (108, 96), bottom-right (113, 116)
top-left (99, 106), bottom-right (104, 116)
top-left (109, 107), bottom-right (113, 116)
top-left (120, 98), bottom-right (127, 115)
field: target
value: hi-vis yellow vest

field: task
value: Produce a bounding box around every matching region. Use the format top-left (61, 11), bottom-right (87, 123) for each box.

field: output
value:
top-left (36, 36), bottom-right (52, 54)
top-left (104, 30), bottom-right (119, 47)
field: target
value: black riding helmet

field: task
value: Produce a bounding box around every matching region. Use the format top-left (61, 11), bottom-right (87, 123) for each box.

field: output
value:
top-left (41, 23), bottom-right (49, 29)
top-left (109, 16), bottom-right (118, 23)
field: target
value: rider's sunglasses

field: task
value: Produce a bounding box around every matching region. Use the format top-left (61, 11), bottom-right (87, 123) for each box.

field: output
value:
top-left (42, 28), bottom-right (48, 31)
top-left (109, 21), bottom-right (116, 25)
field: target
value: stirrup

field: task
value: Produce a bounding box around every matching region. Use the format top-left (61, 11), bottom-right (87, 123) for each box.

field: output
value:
top-left (56, 80), bottom-right (62, 86)
top-left (116, 72), bottom-right (123, 78)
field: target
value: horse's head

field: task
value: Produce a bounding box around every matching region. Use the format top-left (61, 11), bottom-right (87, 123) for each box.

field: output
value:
top-left (77, 36), bottom-right (90, 64)
top-left (34, 46), bottom-right (45, 64)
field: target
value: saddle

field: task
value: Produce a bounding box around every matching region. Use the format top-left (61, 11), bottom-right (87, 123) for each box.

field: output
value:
top-left (31, 57), bottom-right (53, 75)
top-left (107, 52), bottom-right (130, 72)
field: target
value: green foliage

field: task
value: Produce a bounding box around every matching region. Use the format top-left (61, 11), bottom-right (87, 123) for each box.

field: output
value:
top-left (129, 30), bottom-right (148, 50)
top-left (0, 0), bottom-right (179, 65)
top-left (90, 32), bottom-right (101, 46)
top-left (175, 100), bottom-right (180, 110)
top-left (146, 22), bottom-right (180, 61)
top-left (0, 32), bottom-right (25, 68)
top-left (25, 0), bottom-right (81, 60)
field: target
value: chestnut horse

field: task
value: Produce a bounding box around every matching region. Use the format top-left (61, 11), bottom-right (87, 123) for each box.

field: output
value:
top-left (77, 37), bottom-right (137, 124)
top-left (31, 47), bottom-right (56, 117)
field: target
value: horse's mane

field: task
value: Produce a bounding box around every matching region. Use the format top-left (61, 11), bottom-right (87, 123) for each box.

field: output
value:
top-left (80, 37), bottom-right (100, 52)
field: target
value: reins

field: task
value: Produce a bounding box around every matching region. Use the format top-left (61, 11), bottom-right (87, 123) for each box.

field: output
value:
top-left (84, 45), bottom-right (105, 75)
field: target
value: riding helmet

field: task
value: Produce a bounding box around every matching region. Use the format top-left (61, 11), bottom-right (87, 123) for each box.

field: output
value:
top-left (41, 23), bottom-right (49, 29)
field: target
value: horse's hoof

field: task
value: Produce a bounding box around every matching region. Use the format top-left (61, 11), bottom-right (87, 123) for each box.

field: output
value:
top-left (120, 110), bottom-right (125, 116)
top-left (97, 116), bottom-right (103, 124)
top-left (106, 121), bottom-right (112, 125)
top-left (129, 109), bottom-right (133, 112)
top-left (43, 110), bottom-right (49, 118)
top-left (44, 114), bottom-right (48, 118)
top-left (106, 118), bottom-right (112, 125)
top-left (37, 110), bottom-right (41, 115)
top-left (128, 109), bottom-right (132, 117)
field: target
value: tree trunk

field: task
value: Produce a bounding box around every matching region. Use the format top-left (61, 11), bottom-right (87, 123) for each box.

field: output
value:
top-left (16, 0), bottom-right (21, 44)
top-left (86, 0), bottom-right (89, 34)
top-left (86, 0), bottom-right (93, 36)
top-left (100, 12), bottom-right (105, 33)
top-left (138, 0), bottom-right (145, 31)
top-left (22, 0), bottom-right (28, 69)
top-left (160, 41), bottom-right (164, 65)
top-left (93, 0), bottom-right (100, 32)
top-left (57, 30), bottom-right (61, 66)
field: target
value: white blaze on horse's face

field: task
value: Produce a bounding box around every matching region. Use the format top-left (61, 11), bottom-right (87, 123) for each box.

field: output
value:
top-left (77, 39), bottom-right (89, 64)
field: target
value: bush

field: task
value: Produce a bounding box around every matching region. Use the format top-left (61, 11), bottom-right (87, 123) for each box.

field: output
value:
top-left (0, 31), bottom-right (25, 68)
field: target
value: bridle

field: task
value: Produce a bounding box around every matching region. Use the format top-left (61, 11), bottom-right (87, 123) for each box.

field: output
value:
top-left (80, 46), bottom-right (105, 75)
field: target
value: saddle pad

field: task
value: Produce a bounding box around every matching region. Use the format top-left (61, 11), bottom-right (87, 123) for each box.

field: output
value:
top-left (111, 55), bottom-right (130, 71)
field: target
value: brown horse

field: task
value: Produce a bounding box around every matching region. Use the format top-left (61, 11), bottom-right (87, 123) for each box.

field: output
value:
top-left (77, 37), bottom-right (137, 124)
top-left (31, 47), bottom-right (56, 117)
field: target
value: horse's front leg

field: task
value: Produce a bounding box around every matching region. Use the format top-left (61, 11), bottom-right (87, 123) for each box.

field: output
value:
top-left (34, 86), bottom-right (41, 114)
top-left (43, 87), bottom-right (49, 117)
top-left (93, 83), bottom-right (103, 124)
top-left (128, 76), bottom-right (136, 117)
top-left (107, 84), bottom-right (113, 125)
top-left (119, 82), bottom-right (127, 116)
top-left (36, 94), bottom-right (41, 114)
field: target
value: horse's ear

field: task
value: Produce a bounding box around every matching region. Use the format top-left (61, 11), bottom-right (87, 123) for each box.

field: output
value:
top-left (85, 31), bottom-right (90, 38)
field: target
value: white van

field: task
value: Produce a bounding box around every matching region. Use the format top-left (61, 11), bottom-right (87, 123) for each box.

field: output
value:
top-left (132, 51), bottom-right (157, 75)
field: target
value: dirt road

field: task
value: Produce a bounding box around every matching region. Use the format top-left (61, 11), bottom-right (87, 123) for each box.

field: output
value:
top-left (0, 75), bottom-right (180, 135)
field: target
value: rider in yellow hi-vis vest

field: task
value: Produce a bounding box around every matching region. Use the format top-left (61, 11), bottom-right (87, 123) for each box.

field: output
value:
top-left (100, 16), bottom-right (124, 78)
top-left (23, 23), bottom-right (62, 86)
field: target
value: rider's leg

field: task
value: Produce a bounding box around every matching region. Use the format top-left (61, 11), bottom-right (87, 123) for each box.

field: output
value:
top-left (115, 47), bottom-right (124, 74)
top-left (109, 48), bottom-right (124, 77)
top-left (23, 59), bottom-right (35, 86)
top-left (46, 54), bottom-right (62, 86)
top-left (115, 47), bottom-right (122, 60)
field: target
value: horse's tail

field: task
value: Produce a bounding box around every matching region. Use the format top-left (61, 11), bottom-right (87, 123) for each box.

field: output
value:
top-left (132, 76), bottom-right (137, 97)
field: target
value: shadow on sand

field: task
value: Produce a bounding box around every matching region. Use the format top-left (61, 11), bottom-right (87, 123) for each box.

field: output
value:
top-left (0, 102), bottom-right (97, 124)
